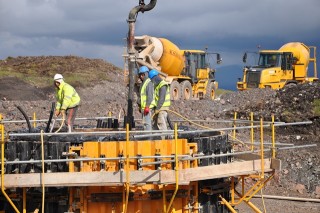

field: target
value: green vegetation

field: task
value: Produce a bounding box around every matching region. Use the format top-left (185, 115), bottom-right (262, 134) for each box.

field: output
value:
top-left (312, 99), bottom-right (320, 116)
top-left (281, 110), bottom-right (292, 117)
top-left (280, 110), bottom-right (296, 123)
top-left (0, 67), bottom-right (18, 77)
top-left (0, 56), bottom-right (122, 88)
top-left (216, 88), bottom-right (233, 96)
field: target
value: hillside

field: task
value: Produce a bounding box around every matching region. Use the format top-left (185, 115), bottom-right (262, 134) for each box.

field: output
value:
top-left (0, 56), bottom-right (320, 212)
top-left (0, 55), bottom-right (122, 96)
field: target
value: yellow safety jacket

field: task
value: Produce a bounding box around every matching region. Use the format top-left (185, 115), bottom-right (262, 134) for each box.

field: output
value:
top-left (154, 80), bottom-right (170, 109)
top-left (55, 81), bottom-right (80, 110)
top-left (140, 78), bottom-right (155, 109)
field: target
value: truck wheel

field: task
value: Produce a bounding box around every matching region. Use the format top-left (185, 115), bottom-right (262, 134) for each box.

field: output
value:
top-left (285, 82), bottom-right (297, 87)
top-left (170, 81), bottom-right (181, 100)
top-left (205, 82), bottom-right (216, 100)
top-left (181, 80), bottom-right (193, 100)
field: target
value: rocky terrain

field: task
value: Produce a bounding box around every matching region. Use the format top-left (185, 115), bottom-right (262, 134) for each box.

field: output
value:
top-left (1, 56), bottom-right (320, 212)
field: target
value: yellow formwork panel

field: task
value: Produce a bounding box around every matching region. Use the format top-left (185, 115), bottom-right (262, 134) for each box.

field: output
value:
top-left (68, 146), bottom-right (84, 172)
top-left (68, 139), bottom-right (199, 213)
top-left (85, 198), bottom-right (187, 213)
top-left (81, 184), bottom-right (193, 213)
top-left (80, 139), bottom-right (191, 172)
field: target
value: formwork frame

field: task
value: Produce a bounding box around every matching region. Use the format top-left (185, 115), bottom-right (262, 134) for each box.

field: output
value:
top-left (0, 114), bottom-right (314, 213)
top-left (219, 113), bottom-right (313, 213)
top-left (220, 114), bottom-right (275, 213)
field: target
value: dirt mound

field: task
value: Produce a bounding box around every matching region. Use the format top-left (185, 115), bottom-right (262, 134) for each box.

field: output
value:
top-left (0, 56), bottom-right (122, 88)
top-left (231, 83), bottom-right (320, 135)
top-left (0, 55), bottom-right (124, 101)
top-left (0, 77), bottom-right (48, 101)
top-left (1, 55), bottom-right (120, 77)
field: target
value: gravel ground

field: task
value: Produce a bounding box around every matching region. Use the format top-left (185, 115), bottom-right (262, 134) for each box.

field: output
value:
top-left (1, 57), bottom-right (320, 212)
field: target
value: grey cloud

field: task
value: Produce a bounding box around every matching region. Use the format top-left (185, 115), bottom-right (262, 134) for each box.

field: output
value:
top-left (0, 0), bottom-right (319, 70)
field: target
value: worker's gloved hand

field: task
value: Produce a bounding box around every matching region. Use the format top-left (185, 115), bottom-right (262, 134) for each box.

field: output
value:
top-left (143, 106), bottom-right (150, 115)
top-left (61, 110), bottom-right (66, 116)
top-left (155, 109), bottom-right (160, 115)
top-left (55, 110), bottom-right (60, 117)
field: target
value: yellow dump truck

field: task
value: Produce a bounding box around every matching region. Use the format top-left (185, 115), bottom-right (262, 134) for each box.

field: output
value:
top-left (134, 35), bottom-right (221, 100)
top-left (237, 42), bottom-right (318, 90)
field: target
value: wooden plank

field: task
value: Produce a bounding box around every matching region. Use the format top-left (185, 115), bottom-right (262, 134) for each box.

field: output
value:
top-left (271, 158), bottom-right (281, 170)
top-left (0, 170), bottom-right (160, 188)
top-left (160, 158), bottom-right (276, 184)
top-left (1, 158), bottom-right (279, 188)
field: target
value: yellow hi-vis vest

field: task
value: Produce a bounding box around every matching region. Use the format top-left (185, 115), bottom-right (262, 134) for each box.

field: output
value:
top-left (55, 81), bottom-right (80, 110)
top-left (154, 80), bottom-right (170, 109)
top-left (140, 78), bottom-right (155, 109)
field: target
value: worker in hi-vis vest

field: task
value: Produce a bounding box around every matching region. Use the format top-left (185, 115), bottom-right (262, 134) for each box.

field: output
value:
top-left (53, 73), bottom-right (80, 132)
top-left (148, 69), bottom-right (170, 133)
top-left (137, 66), bottom-right (155, 131)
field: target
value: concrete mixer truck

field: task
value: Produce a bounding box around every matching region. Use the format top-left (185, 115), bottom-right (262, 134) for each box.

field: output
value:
top-left (237, 42), bottom-right (318, 90)
top-left (132, 35), bottom-right (222, 100)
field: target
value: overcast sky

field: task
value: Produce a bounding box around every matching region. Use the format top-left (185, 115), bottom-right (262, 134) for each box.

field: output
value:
top-left (1, 0), bottom-right (320, 82)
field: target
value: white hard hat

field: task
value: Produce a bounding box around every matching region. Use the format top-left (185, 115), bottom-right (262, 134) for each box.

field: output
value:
top-left (54, 73), bottom-right (63, 83)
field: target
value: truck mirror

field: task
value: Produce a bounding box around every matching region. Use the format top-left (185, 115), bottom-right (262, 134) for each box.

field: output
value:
top-left (216, 54), bottom-right (222, 64)
top-left (243, 53), bottom-right (247, 63)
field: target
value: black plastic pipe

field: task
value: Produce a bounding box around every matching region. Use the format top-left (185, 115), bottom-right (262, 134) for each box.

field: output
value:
top-left (45, 102), bottom-right (55, 133)
top-left (16, 106), bottom-right (32, 133)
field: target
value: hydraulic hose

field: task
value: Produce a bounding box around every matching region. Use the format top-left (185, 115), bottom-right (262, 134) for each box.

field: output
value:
top-left (153, 109), bottom-right (213, 130)
top-left (167, 114), bottom-right (173, 130)
top-left (45, 102), bottom-right (55, 133)
top-left (54, 112), bottom-right (65, 133)
top-left (153, 109), bottom-right (250, 146)
top-left (17, 106), bottom-right (32, 133)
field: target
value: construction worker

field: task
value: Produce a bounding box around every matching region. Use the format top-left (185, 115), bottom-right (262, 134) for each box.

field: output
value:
top-left (137, 66), bottom-right (154, 131)
top-left (268, 55), bottom-right (277, 67)
top-left (148, 69), bottom-right (171, 132)
top-left (53, 73), bottom-right (81, 132)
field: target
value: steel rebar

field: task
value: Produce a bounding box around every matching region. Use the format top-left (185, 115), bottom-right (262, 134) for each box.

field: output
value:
top-left (0, 143), bottom-right (316, 166)
top-left (0, 154), bottom-right (190, 165)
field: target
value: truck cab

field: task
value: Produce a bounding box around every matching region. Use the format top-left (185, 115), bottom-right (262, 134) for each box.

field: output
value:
top-left (237, 43), bottom-right (318, 91)
top-left (237, 51), bottom-right (291, 90)
top-left (180, 50), bottom-right (218, 99)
